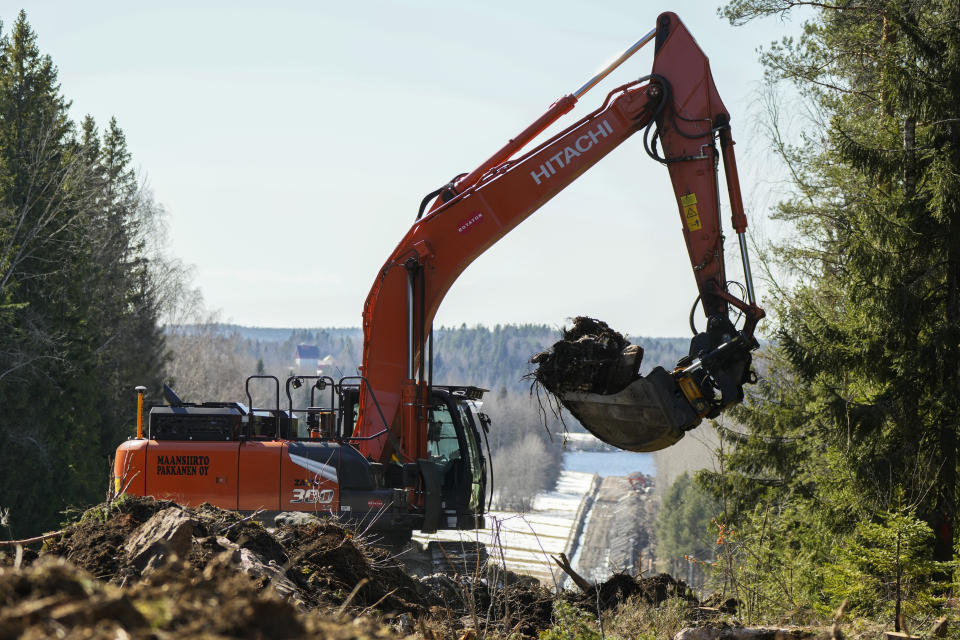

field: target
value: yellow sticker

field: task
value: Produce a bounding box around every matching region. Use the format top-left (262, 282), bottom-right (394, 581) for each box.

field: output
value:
top-left (114, 476), bottom-right (121, 493)
top-left (681, 193), bottom-right (702, 231)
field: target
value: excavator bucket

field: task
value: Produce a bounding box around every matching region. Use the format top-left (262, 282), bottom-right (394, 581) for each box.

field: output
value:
top-left (559, 366), bottom-right (701, 452)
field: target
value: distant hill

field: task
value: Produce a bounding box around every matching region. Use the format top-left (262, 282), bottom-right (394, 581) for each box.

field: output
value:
top-left (186, 323), bottom-right (691, 394)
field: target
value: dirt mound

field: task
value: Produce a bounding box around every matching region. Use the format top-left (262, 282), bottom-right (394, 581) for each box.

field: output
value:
top-left (0, 498), bottom-right (436, 637)
top-left (529, 316), bottom-right (643, 395)
top-left (42, 496), bottom-right (287, 583)
top-left (568, 572), bottom-right (698, 613)
top-left (0, 555), bottom-right (400, 639)
top-left (40, 496), bottom-right (173, 580)
top-left (1, 496), bottom-right (709, 638)
top-left (277, 522), bottom-right (428, 615)
top-left (36, 497), bottom-right (430, 617)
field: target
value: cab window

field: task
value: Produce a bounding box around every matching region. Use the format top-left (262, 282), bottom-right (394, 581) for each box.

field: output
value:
top-left (427, 403), bottom-right (461, 463)
top-left (457, 402), bottom-right (485, 510)
top-left (457, 404), bottom-right (483, 471)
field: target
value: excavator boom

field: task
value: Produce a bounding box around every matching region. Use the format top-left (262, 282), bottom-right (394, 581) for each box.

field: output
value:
top-left (356, 12), bottom-right (764, 460)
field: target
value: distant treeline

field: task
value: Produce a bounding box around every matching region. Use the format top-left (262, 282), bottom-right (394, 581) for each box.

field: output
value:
top-left (205, 323), bottom-right (690, 396)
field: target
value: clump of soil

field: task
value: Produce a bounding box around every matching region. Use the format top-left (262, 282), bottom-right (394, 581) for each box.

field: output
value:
top-left (567, 572), bottom-right (698, 614)
top-left (277, 521), bottom-right (428, 615)
top-left (529, 316), bottom-right (643, 395)
top-left (488, 580), bottom-right (555, 636)
top-left (700, 592), bottom-right (740, 614)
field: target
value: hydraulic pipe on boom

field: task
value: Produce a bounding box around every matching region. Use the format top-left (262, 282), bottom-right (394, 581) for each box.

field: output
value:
top-left (573, 27), bottom-right (658, 99)
top-left (452, 27), bottom-right (657, 197)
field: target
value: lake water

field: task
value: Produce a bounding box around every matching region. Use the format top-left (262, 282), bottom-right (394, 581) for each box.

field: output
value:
top-left (562, 450), bottom-right (656, 477)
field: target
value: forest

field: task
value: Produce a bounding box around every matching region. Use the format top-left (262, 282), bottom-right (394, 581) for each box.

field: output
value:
top-left (656, 0), bottom-right (960, 630)
top-left (2, 0), bottom-right (960, 635)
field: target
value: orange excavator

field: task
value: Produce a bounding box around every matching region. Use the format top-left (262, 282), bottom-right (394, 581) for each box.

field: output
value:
top-left (114, 12), bottom-right (764, 538)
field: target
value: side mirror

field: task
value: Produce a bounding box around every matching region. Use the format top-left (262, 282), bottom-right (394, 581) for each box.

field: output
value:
top-left (478, 412), bottom-right (492, 433)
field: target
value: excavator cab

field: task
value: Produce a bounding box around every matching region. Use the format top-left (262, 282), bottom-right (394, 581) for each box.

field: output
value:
top-left (287, 377), bottom-right (488, 534)
top-left (417, 386), bottom-right (488, 533)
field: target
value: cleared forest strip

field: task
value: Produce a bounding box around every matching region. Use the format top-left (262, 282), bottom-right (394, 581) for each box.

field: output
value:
top-left (575, 476), bottom-right (650, 582)
top-left (562, 472), bottom-right (602, 560)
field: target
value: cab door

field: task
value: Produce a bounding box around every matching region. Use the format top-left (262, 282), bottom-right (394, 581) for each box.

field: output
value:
top-left (455, 401), bottom-right (487, 516)
top-left (425, 397), bottom-right (485, 528)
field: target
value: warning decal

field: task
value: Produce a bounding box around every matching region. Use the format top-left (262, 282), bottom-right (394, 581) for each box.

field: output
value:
top-left (681, 193), bottom-right (702, 231)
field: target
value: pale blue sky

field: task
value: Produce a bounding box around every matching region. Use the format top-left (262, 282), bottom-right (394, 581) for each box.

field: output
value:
top-left (13, 1), bottom-right (804, 336)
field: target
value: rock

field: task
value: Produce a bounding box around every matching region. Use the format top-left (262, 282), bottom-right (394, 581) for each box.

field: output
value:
top-left (274, 512), bottom-right (322, 527)
top-left (201, 541), bottom-right (302, 603)
top-left (606, 344), bottom-right (644, 391)
top-left (237, 548), bottom-right (300, 601)
top-left (122, 507), bottom-right (195, 572)
top-left (214, 535), bottom-right (241, 552)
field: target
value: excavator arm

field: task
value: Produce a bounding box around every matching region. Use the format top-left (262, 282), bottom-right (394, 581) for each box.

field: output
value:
top-left (356, 12), bottom-right (764, 462)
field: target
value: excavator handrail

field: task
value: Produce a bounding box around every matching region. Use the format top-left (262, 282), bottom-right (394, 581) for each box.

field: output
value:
top-left (245, 375), bottom-right (281, 413)
top-left (284, 375), bottom-right (337, 415)
top-left (338, 428), bottom-right (392, 443)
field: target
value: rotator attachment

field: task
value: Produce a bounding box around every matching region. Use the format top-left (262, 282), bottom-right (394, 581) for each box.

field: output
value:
top-left (558, 329), bottom-right (756, 452)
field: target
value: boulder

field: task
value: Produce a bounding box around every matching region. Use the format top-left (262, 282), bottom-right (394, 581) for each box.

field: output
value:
top-left (122, 507), bottom-right (195, 572)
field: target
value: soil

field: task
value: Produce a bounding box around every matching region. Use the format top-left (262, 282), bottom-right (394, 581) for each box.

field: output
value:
top-left (469, 574), bottom-right (555, 636)
top-left (0, 496), bottom-right (713, 639)
top-left (276, 521), bottom-right (428, 614)
top-left (567, 572), bottom-right (699, 614)
top-left (41, 496), bottom-right (173, 581)
top-left (528, 316), bottom-right (642, 395)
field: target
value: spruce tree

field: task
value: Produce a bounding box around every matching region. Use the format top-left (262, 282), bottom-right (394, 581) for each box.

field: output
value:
top-left (717, 0), bottom-right (960, 568)
top-left (0, 12), bottom-right (166, 534)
